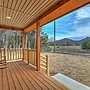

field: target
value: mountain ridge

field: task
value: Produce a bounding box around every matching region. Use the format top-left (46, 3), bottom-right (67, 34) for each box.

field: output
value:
top-left (49, 37), bottom-right (90, 46)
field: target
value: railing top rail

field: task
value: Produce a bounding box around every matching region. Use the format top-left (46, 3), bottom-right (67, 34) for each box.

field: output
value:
top-left (28, 49), bottom-right (36, 51)
top-left (23, 48), bottom-right (36, 51)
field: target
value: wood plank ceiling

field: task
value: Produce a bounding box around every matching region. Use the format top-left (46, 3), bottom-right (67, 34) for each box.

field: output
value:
top-left (0, 0), bottom-right (61, 30)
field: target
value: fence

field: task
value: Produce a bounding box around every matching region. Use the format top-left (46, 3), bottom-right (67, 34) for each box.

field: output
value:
top-left (56, 49), bottom-right (90, 55)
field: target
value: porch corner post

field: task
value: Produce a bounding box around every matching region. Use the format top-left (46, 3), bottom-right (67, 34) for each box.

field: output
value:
top-left (22, 31), bottom-right (25, 60)
top-left (36, 21), bottom-right (40, 71)
top-left (22, 31), bottom-right (25, 49)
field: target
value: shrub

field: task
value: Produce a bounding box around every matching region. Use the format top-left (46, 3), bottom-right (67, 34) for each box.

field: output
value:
top-left (81, 40), bottom-right (90, 49)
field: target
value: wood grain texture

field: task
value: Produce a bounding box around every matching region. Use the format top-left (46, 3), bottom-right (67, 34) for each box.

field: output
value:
top-left (0, 61), bottom-right (69, 90)
top-left (24, 0), bottom-right (90, 32)
top-left (0, 61), bottom-right (68, 90)
top-left (0, 0), bottom-right (60, 30)
top-left (0, 0), bottom-right (89, 31)
top-left (36, 21), bottom-right (40, 71)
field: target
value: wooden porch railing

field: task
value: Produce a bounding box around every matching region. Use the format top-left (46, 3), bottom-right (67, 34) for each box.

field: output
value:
top-left (0, 48), bottom-right (23, 61)
top-left (22, 49), bottom-right (49, 75)
top-left (0, 48), bottom-right (49, 75)
top-left (40, 55), bottom-right (49, 75)
top-left (6, 48), bottom-right (23, 60)
top-left (0, 48), bottom-right (6, 63)
top-left (23, 49), bottom-right (36, 66)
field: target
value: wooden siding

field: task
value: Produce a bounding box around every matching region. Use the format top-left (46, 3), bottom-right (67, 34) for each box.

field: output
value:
top-left (0, 61), bottom-right (69, 90)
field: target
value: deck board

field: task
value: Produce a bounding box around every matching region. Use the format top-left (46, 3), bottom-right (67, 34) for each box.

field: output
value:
top-left (0, 69), bottom-right (2, 90)
top-left (7, 62), bottom-right (22, 90)
top-left (6, 66), bottom-right (16, 90)
top-left (13, 62), bottom-right (35, 90)
top-left (3, 69), bottom-right (9, 90)
top-left (17, 62), bottom-right (54, 90)
top-left (0, 61), bottom-right (69, 90)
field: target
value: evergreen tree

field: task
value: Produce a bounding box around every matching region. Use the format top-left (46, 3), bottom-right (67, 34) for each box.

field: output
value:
top-left (82, 40), bottom-right (90, 49)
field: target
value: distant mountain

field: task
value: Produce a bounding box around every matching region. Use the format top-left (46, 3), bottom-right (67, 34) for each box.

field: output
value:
top-left (49, 37), bottom-right (90, 46)
top-left (78, 37), bottom-right (90, 44)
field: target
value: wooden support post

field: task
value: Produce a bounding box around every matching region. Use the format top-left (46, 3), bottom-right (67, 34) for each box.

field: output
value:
top-left (36, 21), bottom-right (40, 71)
top-left (22, 31), bottom-right (25, 49)
top-left (22, 31), bottom-right (25, 60)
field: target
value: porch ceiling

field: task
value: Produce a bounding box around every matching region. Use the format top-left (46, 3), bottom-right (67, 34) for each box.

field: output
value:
top-left (0, 0), bottom-right (89, 32)
top-left (0, 0), bottom-right (61, 31)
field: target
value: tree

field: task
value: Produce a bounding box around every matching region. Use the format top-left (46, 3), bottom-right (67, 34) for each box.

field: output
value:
top-left (25, 30), bottom-right (36, 49)
top-left (0, 29), bottom-right (51, 52)
top-left (40, 31), bottom-right (52, 52)
top-left (0, 30), bottom-right (22, 48)
top-left (25, 28), bottom-right (52, 52)
top-left (81, 40), bottom-right (90, 49)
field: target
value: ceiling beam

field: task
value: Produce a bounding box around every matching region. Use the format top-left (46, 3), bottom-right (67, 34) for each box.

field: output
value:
top-left (0, 25), bottom-right (22, 32)
top-left (23, 23), bottom-right (36, 32)
top-left (40, 0), bottom-right (90, 26)
top-left (23, 0), bottom-right (68, 32)
top-left (23, 0), bottom-right (90, 32)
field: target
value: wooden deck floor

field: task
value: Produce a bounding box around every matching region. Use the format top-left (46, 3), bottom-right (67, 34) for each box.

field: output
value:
top-left (0, 61), bottom-right (69, 90)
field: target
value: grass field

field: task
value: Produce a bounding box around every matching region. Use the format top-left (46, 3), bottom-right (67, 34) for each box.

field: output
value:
top-left (49, 46), bottom-right (81, 50)
top-left (41, 53), bottom-right (90, 87)
top-left (57, 46), bottom-right (81, 49)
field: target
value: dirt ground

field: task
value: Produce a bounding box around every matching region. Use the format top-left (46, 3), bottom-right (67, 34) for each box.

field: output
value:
top-left (41, 53), bottom-right (90, 87)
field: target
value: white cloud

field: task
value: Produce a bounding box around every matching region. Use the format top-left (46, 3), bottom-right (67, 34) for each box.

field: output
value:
top-left (70, 26), bottom-right (90, 37)
top-left (47, 5), bottom-right (90, 40)
top-left (68, 5), bottom-right (90, 39)
top-left (56, 24), bottom-right (90, 40)
top-left (75, 6), bottom-right (90, 20)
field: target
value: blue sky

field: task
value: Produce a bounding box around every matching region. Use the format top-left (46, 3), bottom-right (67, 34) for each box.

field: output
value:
top-left (42, 4), bottom-right (90, 41)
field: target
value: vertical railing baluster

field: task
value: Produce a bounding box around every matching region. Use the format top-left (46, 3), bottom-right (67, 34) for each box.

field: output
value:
top-left (4, 48), bottom-right (6, 63)
top-left (22, 48), bottom-right (23, 59)
top-left (27, 49), bottom-right (29, 64)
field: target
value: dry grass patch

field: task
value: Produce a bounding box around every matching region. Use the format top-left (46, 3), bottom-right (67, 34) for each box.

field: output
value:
top-left (41, 53), bottom-right (90, 87)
